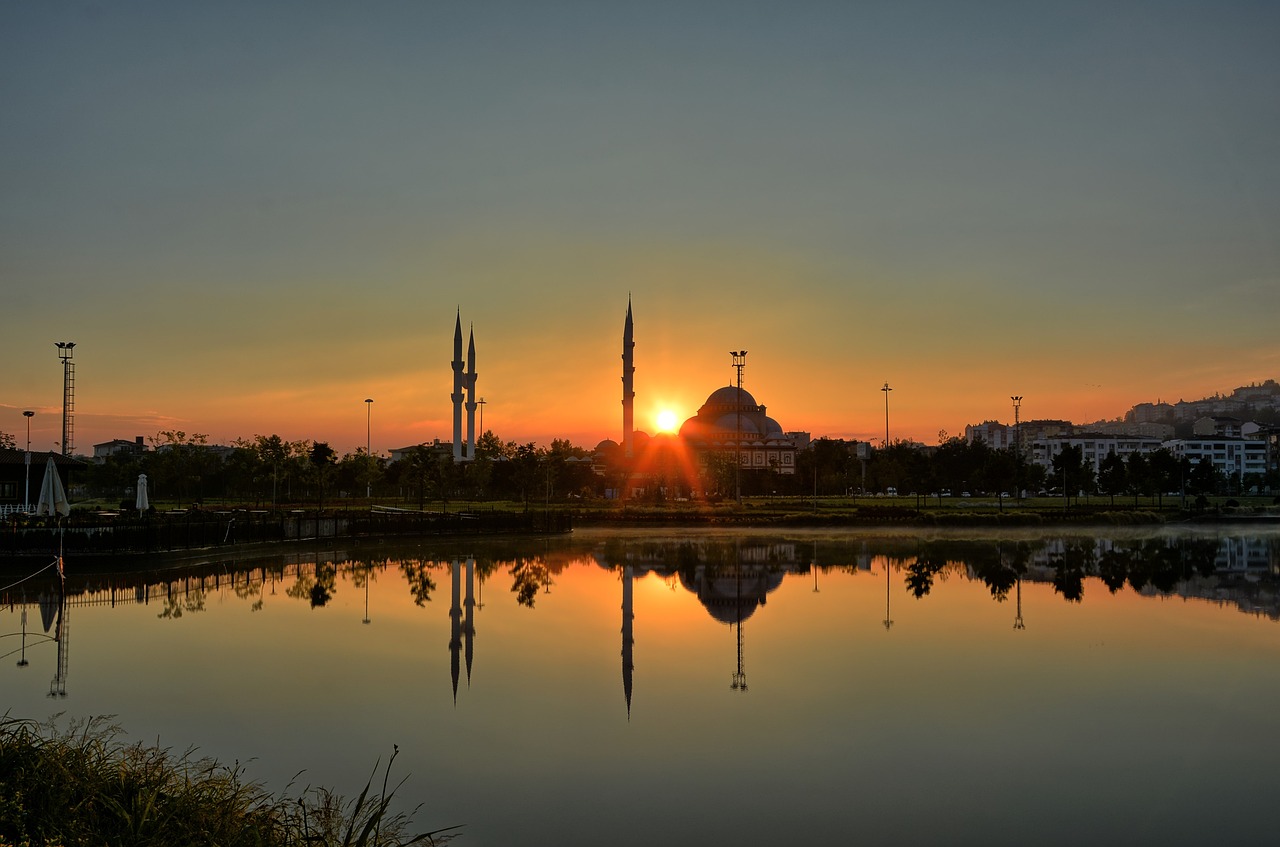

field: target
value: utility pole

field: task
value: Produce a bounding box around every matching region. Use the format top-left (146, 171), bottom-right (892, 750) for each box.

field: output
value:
top-left (881, 382), bottom-right (893, 447)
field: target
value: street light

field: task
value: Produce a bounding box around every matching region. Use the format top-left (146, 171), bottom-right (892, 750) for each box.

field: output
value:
top-left (23, 411), bottom-right (34, 509)
top-left (1011, 396), bottom-right (1022, 500)
top-left (477, 397), bottom-right (486, 436)
top-left (881, 382), bottom-right (893, 447)
top-left (364, 398), bottom-right (373, 499)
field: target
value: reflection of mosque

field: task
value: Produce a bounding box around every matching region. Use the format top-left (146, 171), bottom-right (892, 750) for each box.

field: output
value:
top-left (601, 542), bottom-right (808, 715)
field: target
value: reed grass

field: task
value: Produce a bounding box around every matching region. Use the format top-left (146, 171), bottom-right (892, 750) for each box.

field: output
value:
top-left (0, 714), bottom-right (460, 847)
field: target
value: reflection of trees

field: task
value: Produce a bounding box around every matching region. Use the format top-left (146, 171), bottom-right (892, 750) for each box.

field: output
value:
top-left (510, 557), bottom-right (552, 607)
top-left (309, 564), bottom-right (337, 608)
top-left (400, 560), bottom-right (437, 606)
top-left (1050, 540), bottom-right (1095, 602)
top-left (157, 588), bottom-right (206, 619)
top-left (904, 546), bottom-right (949, 598)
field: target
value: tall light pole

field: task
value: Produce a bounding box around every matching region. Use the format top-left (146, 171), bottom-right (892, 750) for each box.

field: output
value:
top-left (477, 397), bottom-right (486, 437)
top-left (364, 398), bottom-right (373, 498)
top-left (23, 410), bottom-right (34, 508)
top-left (881, 382), bottom-right (893, 447)
top-left (730, 351), bottom-right (747, 504)
top-left (55, 342), bottom-right (75, 456)
top-left (1011, 395), bottom-right (1022, 500)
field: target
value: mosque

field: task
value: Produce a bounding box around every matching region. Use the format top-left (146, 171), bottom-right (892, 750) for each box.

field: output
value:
top-left (601, 298), bottom-right (802, 485)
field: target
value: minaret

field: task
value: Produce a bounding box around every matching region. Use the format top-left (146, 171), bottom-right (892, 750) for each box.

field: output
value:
top-left (622, 297), bottom-right (635, 458)
top-left (451, 311), bottom-right (465, 462)
top-left (465, 326), bottom-right (478, 459)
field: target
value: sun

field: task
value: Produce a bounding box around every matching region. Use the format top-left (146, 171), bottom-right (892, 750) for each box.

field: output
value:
top-left (655, 409), bottom-right (679, 433)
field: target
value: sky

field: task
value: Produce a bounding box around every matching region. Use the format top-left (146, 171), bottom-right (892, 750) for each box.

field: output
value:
top-left (3, 1), bottom-right (1278, 456)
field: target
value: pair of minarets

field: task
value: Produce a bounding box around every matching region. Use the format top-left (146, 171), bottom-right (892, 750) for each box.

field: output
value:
top-left (451, 311), bottom-right (478, 462)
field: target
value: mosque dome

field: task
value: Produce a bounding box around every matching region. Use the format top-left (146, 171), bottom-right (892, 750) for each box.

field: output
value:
top-left (704, 385), bottom-right (758, 410)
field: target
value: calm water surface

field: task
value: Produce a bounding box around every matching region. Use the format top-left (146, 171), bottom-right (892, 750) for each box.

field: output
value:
top-left (4, 527), bottom-right (1279, 846)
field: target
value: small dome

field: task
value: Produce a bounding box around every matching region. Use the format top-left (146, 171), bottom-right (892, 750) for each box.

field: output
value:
top-left (715, 414), bottom-right (759, 434)
top-left (763, 416), bottom-right (784, 436)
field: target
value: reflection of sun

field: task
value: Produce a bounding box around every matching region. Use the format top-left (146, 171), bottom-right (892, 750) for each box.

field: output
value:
top-left (656, 409), bottom-right (679, 433)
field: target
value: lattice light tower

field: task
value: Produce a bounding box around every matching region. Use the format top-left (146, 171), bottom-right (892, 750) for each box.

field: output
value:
top-left (56, 342), bottom-right (76, 456)
top-left (730, 350), bottom-right (747, 503)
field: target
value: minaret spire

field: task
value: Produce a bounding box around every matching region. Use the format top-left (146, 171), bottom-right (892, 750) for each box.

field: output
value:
top-left (465, 325), bottom-right (478, 459)
top-left (451, 310), bottom-right (464, 463)
top-left (622, 296), bottom-right (635, 458)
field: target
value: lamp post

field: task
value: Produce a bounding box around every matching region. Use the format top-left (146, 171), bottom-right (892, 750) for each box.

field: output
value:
top-left (881, 382), bottom-right (892, 447)
top-left (1011, 396), bottom-right (1022, 500)
top-left (477, 397), bottom-right (486, 437)
top-left (364, 398), bottom-right (373, 499)
top-left (730, 351), bottom-right (747, 504)
top-left (23, 410), bottom-right (34, 509)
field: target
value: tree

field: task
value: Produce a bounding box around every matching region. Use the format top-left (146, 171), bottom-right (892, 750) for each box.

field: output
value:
top-left (148, 430), bottom-right (210, 507)
top-left (1098, 450), bottom-right (1127, 506)
top-left (1125, 452), bottom-right (1151, 506)
top-left (309, 441), bottom-right (337, 510)
top-left (0, 430), bottom-right (15, 450)
top-left (1050, 444), bottom-right (1088, 506)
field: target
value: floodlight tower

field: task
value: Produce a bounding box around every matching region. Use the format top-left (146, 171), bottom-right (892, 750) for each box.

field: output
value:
top-left (55, 342), bottom-right (75, 456)
top-left (730, 351), bottom-right (747, 504)
top-left (1011, 395), bottom-right (1023, 500)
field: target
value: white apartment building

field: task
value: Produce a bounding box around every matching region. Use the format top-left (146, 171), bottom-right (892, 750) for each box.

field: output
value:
top-left (1030, 434), bottom-right (1165, 474)
top-left (1162, 438), bottom-right (1267, 484)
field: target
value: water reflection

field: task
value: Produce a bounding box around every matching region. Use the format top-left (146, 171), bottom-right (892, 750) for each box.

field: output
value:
top-left (4, 530), bottom-right (1280, 845)
top-left (4, 531), bottom-right (1279, 709)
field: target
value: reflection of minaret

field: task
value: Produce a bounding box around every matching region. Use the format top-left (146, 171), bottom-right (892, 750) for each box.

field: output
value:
top-left (449, 559), bottom-right (461, 702)
top-left (882, 558), bottom-right (894, 631)
top-left (622, 297), bottom-right (635, 459)
top-left (465, 327), bottom-right (478, 458)
top-left (451, 312), bottom-right (465, 463)
top-left (48, 597), bottom-right (68, 698)
top-left (730, 565), bottom-right (747, 693)
top-left (622, 564), bottom-right (634, 718)
top-left (464, 557), bottom-right (476, 685)
top-left (1014, 574), bottom-right (1026, 630)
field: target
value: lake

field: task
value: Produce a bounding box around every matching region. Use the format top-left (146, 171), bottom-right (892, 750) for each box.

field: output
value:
top-left (4, 527), bottom-right (1279, 846)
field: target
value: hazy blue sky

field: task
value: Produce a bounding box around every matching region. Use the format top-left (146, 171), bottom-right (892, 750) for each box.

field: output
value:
top-left (4, 1), bottom-right (1277, 453)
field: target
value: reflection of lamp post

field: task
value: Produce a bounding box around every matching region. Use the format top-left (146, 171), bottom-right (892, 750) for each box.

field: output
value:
top-left (1014, 575), bottom-right (1026, 630)
top-left (17, 607), bottom-right (29, 667)
top-left (883, 559), bottom-right (894, 630)
top-left (881, 382), bottom-right (892, 447)
top-left (362, 564), bottom-right (372, 624)
top-left (364, 398), bottom-right (373, 498)
top-left (23, 410), bottom-right (34, 509)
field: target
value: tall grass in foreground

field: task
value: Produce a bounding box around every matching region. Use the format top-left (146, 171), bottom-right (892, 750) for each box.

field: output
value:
top-left (0, 715), bottom-right (460, 847)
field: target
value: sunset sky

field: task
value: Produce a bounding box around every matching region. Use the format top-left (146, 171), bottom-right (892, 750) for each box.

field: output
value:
top-left (4, 1), bottom-right (1278, 456)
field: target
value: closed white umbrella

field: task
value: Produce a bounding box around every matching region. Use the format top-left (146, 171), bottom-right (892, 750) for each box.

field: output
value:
top-left (136, 473), bottom-right (150, 511)
top-left (36, 457), bottom-right (70, 517)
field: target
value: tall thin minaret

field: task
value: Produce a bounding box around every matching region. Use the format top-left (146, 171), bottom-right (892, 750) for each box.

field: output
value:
top-left (451, 311), bottom-right (465, 462)
top-left (622, 297), bottom-right (635, 458)
top-left (465, 326), bottom-right (478, 459)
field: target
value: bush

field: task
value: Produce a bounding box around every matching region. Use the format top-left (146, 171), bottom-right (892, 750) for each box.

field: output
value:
top-left (0, 714), bottom-right (460, 847)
